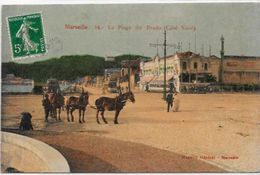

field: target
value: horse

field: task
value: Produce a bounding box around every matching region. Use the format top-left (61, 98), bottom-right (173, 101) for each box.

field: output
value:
top-left (65, 90), bottom-right (89, 123)
top-left (94, 91), bottom-right (135, 124)
top-left (48, 92), bottom-right (65, 121)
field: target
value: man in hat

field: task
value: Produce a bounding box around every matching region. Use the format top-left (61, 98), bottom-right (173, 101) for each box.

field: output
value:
top-left (166, 91), bottom-right (174, 112)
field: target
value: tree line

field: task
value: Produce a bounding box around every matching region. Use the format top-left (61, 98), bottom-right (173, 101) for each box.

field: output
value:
top-left (2, 54), bottom-right (150, 83)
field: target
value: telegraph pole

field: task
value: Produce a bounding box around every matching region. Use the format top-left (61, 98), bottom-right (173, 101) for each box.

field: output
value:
top-left (220, 35), bottom-right (225, 84)
top-left (128, 58), bottom-right (131, 91)
top-left (209, 44), bottom-right (211, 56)
top-left (163, 30), bottom-right (167, 100)
top-left (201, 44), bottom-right (204, 56)
top-left (149, 30), bottom-right (178, 100)
top-left (194, 33), bottom-right (197, 53)
top-left (149, 39), bottom-right (160, 56)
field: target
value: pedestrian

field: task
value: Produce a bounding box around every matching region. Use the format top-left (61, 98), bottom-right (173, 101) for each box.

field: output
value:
top-left (145, 82), bottom-right (149, 92)
top-left (169, 82), bottom-right (174, 92)
top-left (166, 92), bottom-right (174, 112)
top-left (42, 94), bottom-right (51, 122)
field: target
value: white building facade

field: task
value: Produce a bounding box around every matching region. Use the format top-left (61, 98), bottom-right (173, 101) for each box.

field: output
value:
top-left (2, 74), bottom-right (34, 93)
top-left (139, 51), bottom-right (222, 92)
top-left (139, 54), bottom-right (180, 92)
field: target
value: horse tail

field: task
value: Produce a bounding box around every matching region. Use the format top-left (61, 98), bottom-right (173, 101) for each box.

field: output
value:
top-left (90, 105), bottom-right (97, 109)
top-left (64, 96), bottom-right (69, 109)
top-left (88, 102), bottom-right (97, 109)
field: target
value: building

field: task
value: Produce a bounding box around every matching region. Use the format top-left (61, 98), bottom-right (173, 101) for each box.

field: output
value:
top-left (219, 36), bottom-right (260, 85)
top-left (223, 55), bottom-right (260, 84)
top-left (2, 74), bottom-right (34, 93)
top-left (103, 68), bottom-right (120, 83)
top-left (121, 59), bottom-right (141, 90)
top-left (105, 56), bottom-right (115, 62)
top-left (139, 51), bottom-right (220, 91)
top-left (140, 35), bottom-right (260, 92)
top-left (177, 52), bottom-right (220, 83)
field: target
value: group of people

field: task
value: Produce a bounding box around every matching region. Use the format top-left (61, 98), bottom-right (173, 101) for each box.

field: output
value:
top-left (166, 91), bottom-right (180, 112)
top-left (166, 82), bottom-right (180, 112)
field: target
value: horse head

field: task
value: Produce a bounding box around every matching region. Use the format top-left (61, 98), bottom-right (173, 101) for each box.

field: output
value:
top-left (81, 86), bottom-right (84, 93)
top-left (79, 91), bottom-right (89, 105)
top-left (126, 91), bottom-right (135, 103)
top-left (48, 92), bottom-right (55, 103)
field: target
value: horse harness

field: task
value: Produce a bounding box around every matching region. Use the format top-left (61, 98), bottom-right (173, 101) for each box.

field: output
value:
top-left (68, 94), bottom-right (88, 109)
top-left (115, 93), bottom-right (128, 110)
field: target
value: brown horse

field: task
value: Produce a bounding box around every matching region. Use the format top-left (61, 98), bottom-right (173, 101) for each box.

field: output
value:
top-left (48, 92), bottom-right (65, 121)
top-left (95, 91), bottom-right (135, 124)
top-left (66, 90), bottom-right (89, 123)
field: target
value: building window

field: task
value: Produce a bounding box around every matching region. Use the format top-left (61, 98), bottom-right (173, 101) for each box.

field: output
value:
top-left (194, 62), bottom-right (198, 70)
top-left (182, 62), bottom-right (187, 70)
top-left (204, 63), bottom-right (208, 71)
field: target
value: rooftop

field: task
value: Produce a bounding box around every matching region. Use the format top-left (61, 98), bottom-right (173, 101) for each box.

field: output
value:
top-left (150, 51), bottom-right (219, 61)
top-left (224, 55), bottom-right (260, 59)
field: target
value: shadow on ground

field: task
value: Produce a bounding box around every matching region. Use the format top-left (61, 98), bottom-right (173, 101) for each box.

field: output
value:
top-left (50, 145), bottom-right (120, 173)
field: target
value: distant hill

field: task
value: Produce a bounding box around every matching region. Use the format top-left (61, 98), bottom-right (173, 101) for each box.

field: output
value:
top-left (2, 54), bottom-right (150, 83)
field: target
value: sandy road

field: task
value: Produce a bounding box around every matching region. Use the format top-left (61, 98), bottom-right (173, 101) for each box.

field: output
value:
top-left (1, 88), bottom-right (260, 172)
top-left (2, 129), bottom-right (223, 173)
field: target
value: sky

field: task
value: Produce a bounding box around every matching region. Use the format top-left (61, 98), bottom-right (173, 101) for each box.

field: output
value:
top-left (2, 3), bottom-right (260, 63)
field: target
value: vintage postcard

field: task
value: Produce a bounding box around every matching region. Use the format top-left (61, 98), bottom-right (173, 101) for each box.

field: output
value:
top-left (1, 2), bottom-right (260, 173)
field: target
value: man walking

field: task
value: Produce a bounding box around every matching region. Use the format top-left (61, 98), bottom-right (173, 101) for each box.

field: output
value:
top-left (166, 92), bottom-right (174, 112)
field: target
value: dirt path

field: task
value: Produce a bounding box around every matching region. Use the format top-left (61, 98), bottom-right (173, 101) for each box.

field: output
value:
top-left (2, 89), bottom-right (260, 172)
top-left (3, 129), bottom-right (225, 173)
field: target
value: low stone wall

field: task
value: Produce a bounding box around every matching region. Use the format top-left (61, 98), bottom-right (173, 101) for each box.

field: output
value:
top-left (2, 84), bottom-right (34, 93)
top-left (1, 132), bottom-right (70, 173)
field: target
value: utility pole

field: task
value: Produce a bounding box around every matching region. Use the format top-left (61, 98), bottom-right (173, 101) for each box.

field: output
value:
top-left (149, 39), bottom-right (160, 56)
top-left (220, 35), bottom-right (225, 84)
top-left (209, 44), bottom-right (211, 56)
top-left (128, 58), bottom-right (131, 91)
top-left (201, 44), bottom-right (204, 56)
top-left (194, 33), bottom-right (197, 53)
top-left (177, 42), bottom-right (181, 52)
top-left (149, 30), bottom-right (176, 100)
top-left (163, 30), bottom-right (167, 100)
top-left (150, 38), bottom-right (179, 56)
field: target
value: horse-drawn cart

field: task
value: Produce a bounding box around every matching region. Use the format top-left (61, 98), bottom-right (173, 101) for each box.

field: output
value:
top-left (42, 79), bottom-right (64, 121)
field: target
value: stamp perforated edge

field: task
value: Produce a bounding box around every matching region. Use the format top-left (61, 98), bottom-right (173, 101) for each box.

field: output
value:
top-left (6, 12), bottom-right (48, 61)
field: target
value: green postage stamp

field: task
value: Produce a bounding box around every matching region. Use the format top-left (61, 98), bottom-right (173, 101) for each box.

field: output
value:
top-left (7, 13), bottom-right (47, 60)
